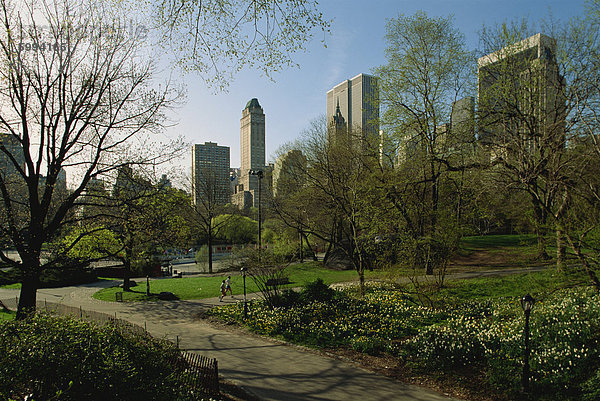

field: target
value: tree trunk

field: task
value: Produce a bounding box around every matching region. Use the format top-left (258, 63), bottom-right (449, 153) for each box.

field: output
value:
top-left (299, 229), bottom-right (304, 262)
top-left (123, 252), bottom-right (133, 291)
top-left (301, 232), bottom-right (317, 261)
top-left (565, 232), bottom-right (600, 291)
top-left (323, 241), bottom-right (333, 265)
top-left (425, 241), bottom-right (434, 275)
top-left (556, 228), bottom-right (566, 271)
top-left (123, 267), bottom-right (132, 291)
top-left (532, 202), bottom-right (550, 260)
top-left (359, 268), bottom-right (365, 297)
top-left (17, 275), bottom-right (38, 320)
top-left (535, 230), bottom-right (550, 261)
top-left (208, 227), bottom-right (213, 274)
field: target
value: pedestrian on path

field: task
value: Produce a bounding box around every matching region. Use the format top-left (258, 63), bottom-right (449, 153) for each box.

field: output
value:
top-left (226, 276), bottom-right (233, 297)
top-left (219, 280), bottom-right (226, 301)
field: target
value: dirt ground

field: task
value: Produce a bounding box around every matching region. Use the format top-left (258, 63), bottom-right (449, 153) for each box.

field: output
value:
top-left (448, 247), bottom-right (554, 273)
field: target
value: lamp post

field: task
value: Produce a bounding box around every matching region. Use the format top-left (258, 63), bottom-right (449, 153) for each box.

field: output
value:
top-left (249, 169), bottom-right (263, 250)
top-left (240, 267), bottom-right (248, 320)
top-left (520, 293), bottom-right (535, 393)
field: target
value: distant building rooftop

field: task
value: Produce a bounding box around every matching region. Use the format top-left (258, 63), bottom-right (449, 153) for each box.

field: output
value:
top-left (245, 98), bottom-right (261, 109)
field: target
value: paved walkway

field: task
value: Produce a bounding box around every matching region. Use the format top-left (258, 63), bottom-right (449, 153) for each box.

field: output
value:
top-left (1, 281), bottom-right (460, 401)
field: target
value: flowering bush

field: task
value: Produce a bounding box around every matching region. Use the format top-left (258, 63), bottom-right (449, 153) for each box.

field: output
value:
top-left (403, 289), bottom-right (600, 399)
top-left (209, 286), bottom-right (600, 400)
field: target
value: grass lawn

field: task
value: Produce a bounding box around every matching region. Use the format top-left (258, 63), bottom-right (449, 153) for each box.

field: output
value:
top-left (0, 282), bottom-right (20, 289)
top-left (436, 268), bottom-right (589, 301)
top-left (449, 234), bottom-right (560, 271)
top-left (0, 309), bottom-right (15, 321)
top-left (460, 234), bottom-right (538, 249)
top-left (93, 261), bottom-right (377, 302)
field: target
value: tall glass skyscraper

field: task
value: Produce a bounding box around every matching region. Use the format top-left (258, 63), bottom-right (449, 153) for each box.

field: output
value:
top-left (326, 73), bottom-right (379, 145)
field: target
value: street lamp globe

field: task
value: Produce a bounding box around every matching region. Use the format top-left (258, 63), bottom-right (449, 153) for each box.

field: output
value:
top-left (521, 294), bottom-right (535, 313)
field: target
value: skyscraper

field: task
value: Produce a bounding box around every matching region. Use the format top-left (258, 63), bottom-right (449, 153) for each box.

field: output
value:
top-left (273, 149), bottom-right (306, 198)
top-left (478, 33), bottom-right (565, 151)
top-left (0, 132), bottom-right (25, 180)
top-left (239, 98), bottom-right (265, 194)
top-left (192, 142), bottom-right (231, 206)
top-left (326, 73), bottom-right (379, 145)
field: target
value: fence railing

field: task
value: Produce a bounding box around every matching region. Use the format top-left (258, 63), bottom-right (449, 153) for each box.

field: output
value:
top-left (178, 352), bottom-right (219, 395)
top-left (34, 300), bottom-right (220, 395)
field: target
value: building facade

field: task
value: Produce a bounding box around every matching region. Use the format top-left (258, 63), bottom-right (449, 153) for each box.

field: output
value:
top-left (239, 98), bottom-right (265, 194)
top-left (478, 33), bottom-right (565, 153)
top-left (273, 149), bottom-right (306, 198)
top-left (0, 132), bottom-right (25, 181)
top-left (326, 73), bottom-right (379, 146)
top-left (192, 142), bottom-right (231, 206)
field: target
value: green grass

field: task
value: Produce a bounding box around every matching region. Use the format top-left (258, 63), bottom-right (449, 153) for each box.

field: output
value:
top-left (460, 234), bottom-right (537, 249)
top-left (436, 268), bottom-right (589, 301)
top-left (454, 234), bottom-right (559, 269)
top-left (0, 309), bottom-right (15, 321)
top-left (93, 261), bottom-right (377, 302)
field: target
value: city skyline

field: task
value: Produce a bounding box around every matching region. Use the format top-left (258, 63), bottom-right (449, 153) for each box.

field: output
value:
top-left (173, 0), bottom-right (587, 173)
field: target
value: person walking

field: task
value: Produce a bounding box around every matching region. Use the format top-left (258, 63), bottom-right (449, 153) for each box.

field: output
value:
top-left (225, 276), bottom-right (233, 297)
top-left (219, 280), bottom-right (226, 301)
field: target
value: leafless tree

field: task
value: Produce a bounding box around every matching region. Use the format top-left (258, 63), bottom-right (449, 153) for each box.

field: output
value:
top-left (187, 168), bottom-right (236, 273)
top-left (0, 0), bottom-right (182, 318)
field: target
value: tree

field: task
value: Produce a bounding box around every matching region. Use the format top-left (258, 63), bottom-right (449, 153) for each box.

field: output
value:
top-left (270, 146), bottom-right (317, 261)
top-left (188, 169), bottom-right (235, 273)
top-left (477, 23), bottom-right (570, 262)
top-left (111, 169), bottom-right (191, 289)
top-left (544, 4), bottom-right (600, 286)
top-left (214, 214), bottom-right (258, 244)
top-left (241, 247), bottom-right (290, 310)
top-left (373, 12), bottom-right (474, 275)
top-left (0, 0), bottom-right (182, 318)
top-left (287, 117), bottom-right (376, 295)
top-left (151, 0), bottom-right (330, 87)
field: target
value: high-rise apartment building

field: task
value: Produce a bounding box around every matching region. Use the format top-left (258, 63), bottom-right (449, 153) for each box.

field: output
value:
top-left (326, 73), bottom-right (379, 145)
top-left (239, 98), bottom-right (265, 193)
top-left (0, 132), bottom-right (25, 180)
top-left (192, 142), bottom-right (231, 206)
top-left (478, 33), bottom-right (565, 151)
top-left (273, 149), bottom-right (306, 198)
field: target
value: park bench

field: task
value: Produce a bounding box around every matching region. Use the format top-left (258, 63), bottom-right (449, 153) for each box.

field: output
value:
top-left (265, 277), bottom-right (290, 287)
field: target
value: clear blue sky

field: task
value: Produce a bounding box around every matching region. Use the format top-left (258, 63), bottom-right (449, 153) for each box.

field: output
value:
top-left (167, 0), bottom-right (589, 171)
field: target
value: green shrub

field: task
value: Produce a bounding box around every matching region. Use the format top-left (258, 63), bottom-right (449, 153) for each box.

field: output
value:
top-left (1, 265), bottom-right (98, 288)
top-left (350, 335), bottom-right (385, 355)
top-left (0, 314), bottom-right (199, 401)
top-left (39, 266), bottom-right (97, 288)
top-left (271, 289), bottom-right (302, 307)
top-left (300, 278), bottom-right (335, 303)
top-left (581, 369), bottom-right (600, 401)
top-left (403, 290), bottom-right (600, 400)
top-left (0, 268), bottom-right (18, 286)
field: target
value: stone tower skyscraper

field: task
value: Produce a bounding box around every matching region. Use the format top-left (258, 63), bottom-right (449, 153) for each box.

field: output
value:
top-left (239, 98), bottom-right (265, 193)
